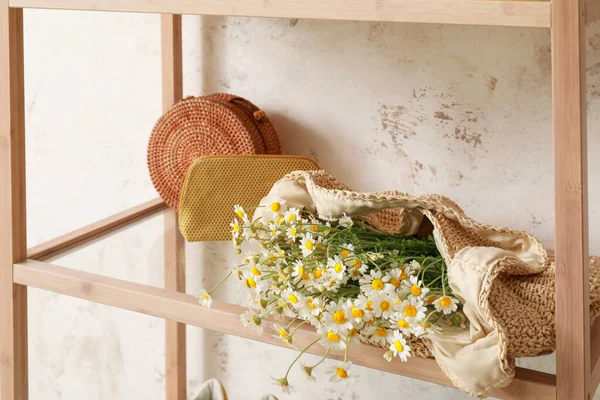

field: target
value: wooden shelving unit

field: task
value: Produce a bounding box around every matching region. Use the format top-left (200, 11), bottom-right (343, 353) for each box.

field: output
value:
top-left (0, 1), bottom-right (595, 399)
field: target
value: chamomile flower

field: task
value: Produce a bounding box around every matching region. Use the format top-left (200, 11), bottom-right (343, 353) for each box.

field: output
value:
top-left (338, 213), bottom-right (354, 228)
top-left (327, 255), bottom-right (346, 280)
top-left (318, 328), bottom-right (347, 350)
top-left (409, 260), bottom-right (421, 270)
top-left (402, 275), bottom-right (430, 299)
top-left (386, 266), bottom-right (410, 289)
top-left (300, 362), bottom-right (317, 382)
top-left (268, 198), bottom-right (287, 217)
top-left (390, 312), bottom-right (413, 335)
top-left (234, 204), bottom-right (247, 221)
top-left (284, 207), bottom-right (300, 224)
top-left (297, 297), bottom-right (322, 318)
top-left (323, 299), bottom-right (354, 334)
top-left (299, 233), bottom-right (316, 257)
top-left (364, 325), bottom-right (390, 346)
top-left (286, 225), bottom-right (299, 241)
top-left (328, 361), bottom-right (356, 383)
top-left (398, 297), bottom-right (427, 322)
top-left (268, 222), bottom-right (280, 238)
top-left (198, 289), bottom-right (213, 308)
top-left (359, 270), bottom-right (394, 296)
top-left (433, 296), bottom-right (460, 314)
top-left (230, 218), bottom-right (241, 237)
top-left (282, 288), bottom-right (303, 307)
top-left (240, 310), bottom-right (263, 334)
top-left (388, 330), bottom-right (411, 362)
top-left (272, 376), bottom-right (294, 394)
top-left (371, 293), bottom-right (397, 319)
top-left (348, 298), bottom-right (372, 323)
top-left (412, 320), bottom-right (442, 337)
top-left (383, 350), bottom-right (394, 362)
top-left (291, 260), bottom-right (305, 279)
top-left (339, 243), bottom-right (355, 259)
top-left (354, 294), bottom-right (374, 314)
top-left (272, 323), bottom-right (293, 346)
top-left (241, 270), bottom-right (268, 294)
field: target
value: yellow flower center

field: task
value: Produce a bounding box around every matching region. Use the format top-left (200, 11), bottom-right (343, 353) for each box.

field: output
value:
top-left (270, 202), bottom-right (281, 212)
top-left (307, 300), bottom-right (317, 309)
top-left (352, 269), bottom-right (360, 277)
top-left (268, 254), bottom-right (277, 262)
top-left (296, 266), bottom-right (304, 276)
top-left (390, 278), bottom-right (400, 288)
top-left (397, 319), bottom-right (410, 329)
top-left (311, 225), bottom-right (319, 232)
top-left (371, 279), bottom-right (384, 291)
top-left (333, 310), bottom-right (346, 324)
top-left (394, 340), bottom-right (404, 353)
top-left (305, 240), bottom-right (314, 251)
top-left (336, 368), bottom-right (349, 379)
top-left (201, 293), bottom-right (210, 300)
top-left (276, 215), bottom-right (284, 224)
top-left (375, 328), bottom-right (388, 337)
top-left (352, 260), bottom-right (362, 269)
top-left (399, 268), bottom-right (407, 280)
top-left (232, 223), bottom-right (239, 232)
top-left (366, 300), bottom-right (373, 311)
top-left (251, 267), bottom-right (261, 276)
top-left (334, 263), bottom-right (343, 273)
top-left (236, 209), bottom-right (245, 218)
top-left (313, 269), bottom-right (322, 279)
top-left (327, 331), bottom-right (340, 342)
top-left (288, 293), bottom-right (299, 303)
top-left (380, 300), bottom-right (391, 311)
top-left (351, 307), bottom-right (364, 319)
top-left (287, 213), bottom-right (297, 223)
top-left (246, 278), bottom-right (257, 289)
top-left (278, 329), bottom-right (288, 337)
top-left (440, 297), bottom-right (452, 307)
top-left (404, 305), bottom-right (417, 318)
top-left (289, 228), bottom-right (297, 237)
top-left (340, 250), bottom-right (351, 258)
top-left (411, 285), bottom-right (422, 297)
top-left (301, 273), bottom-right (310, 281)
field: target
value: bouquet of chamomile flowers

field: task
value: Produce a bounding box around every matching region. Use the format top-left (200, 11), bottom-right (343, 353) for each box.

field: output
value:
top-left (198, 199), bottom-right (466, 393)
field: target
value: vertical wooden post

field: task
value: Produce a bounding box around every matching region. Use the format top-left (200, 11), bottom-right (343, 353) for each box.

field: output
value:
top-left (161, 14), bottom-right (186, 400)
top-left (0, 5), bottom-right (28, 400)
top-left (552, 0), bottom-right (590, 398)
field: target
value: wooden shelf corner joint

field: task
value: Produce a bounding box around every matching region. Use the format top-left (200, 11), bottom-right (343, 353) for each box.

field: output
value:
top-left (161, 13), bottom-right (186, 400)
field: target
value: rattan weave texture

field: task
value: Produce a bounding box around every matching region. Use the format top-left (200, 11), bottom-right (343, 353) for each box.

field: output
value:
top-left (148, 94), bottom-right (281, 209)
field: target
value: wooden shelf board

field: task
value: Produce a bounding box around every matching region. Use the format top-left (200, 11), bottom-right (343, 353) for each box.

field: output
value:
top-left (9, 0), bottom-right (551, 28)
top-left (13, 259), bottom-right (555, 399)
top-left (27, 198), bottom-right (166, 261)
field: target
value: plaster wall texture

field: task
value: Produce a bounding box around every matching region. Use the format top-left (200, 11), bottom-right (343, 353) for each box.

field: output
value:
top-left (19, 9), bottom-right (600, 400)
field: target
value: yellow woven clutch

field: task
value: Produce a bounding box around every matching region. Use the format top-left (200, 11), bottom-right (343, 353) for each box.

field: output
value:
top-left (178, 155), bottom-right (320, 242)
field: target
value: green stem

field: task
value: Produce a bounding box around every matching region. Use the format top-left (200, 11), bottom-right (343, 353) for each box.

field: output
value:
top-left (310, 348), bottom-right (331, 369)
top-left (208, 269), bottom-right (233, 294)
top-left (284, 337), bottom-right (322, 379)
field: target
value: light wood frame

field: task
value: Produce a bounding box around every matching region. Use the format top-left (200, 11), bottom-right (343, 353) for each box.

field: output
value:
top-left (0, 1), bottom-right (593, 399)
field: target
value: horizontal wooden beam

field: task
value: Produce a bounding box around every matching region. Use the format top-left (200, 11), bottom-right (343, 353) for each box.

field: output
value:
top-left (27, 198), bottom-right (166, 261)
top-left (13, 259), bottom-right (555, 399)
top-left (9, 0), bottom-right (551, 28)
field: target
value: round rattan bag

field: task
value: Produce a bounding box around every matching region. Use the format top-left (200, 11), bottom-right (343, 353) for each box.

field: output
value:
top-left (148, 94), bottom-right (281, 209)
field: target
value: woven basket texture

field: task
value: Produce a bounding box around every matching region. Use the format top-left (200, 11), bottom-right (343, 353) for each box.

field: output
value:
top-left (278, 170), bottom-right (600, 363)
top-left (148, 94), bottom-right (281, 209)
top-left (178, 156), bottom-right (319, 242)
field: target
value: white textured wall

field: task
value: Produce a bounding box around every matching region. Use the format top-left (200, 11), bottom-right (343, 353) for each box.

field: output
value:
top-left (22, 9), bottom-right (600, 399)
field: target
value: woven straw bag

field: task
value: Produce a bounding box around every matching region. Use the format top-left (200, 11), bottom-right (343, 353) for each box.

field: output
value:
top-left (254, 170), bottom-right (600, 398)
top-left (147, 94), bottom-right (281, 209)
